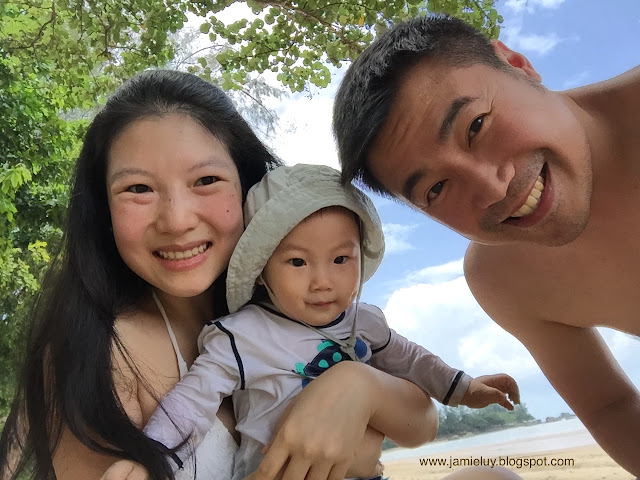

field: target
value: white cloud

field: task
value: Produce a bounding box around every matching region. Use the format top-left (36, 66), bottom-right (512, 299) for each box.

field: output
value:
top-left (213, 3), bottom-right (257, 23)
top-left (271, 86), bottom-right (341, 169)
top-left (515, 33), bottom-right (560, 55)
top-left (382, 223), bottom-right (416, 254)
top-left (501, 20), bottom-right (561, 56)
top-left (380, 259), bottom-right (640, 418)
top-left (458, 322), bottom-right (538, 378)
top-left (505, 0), bottom-right (566, 13)
top-left (500, 0), bottom-right (564, 57)
top-left (562, 70), bottom-right (590, 89)
top-left (405, 258), bottom-right (463, 284)
top-left (598, 328), bottom-right (640, 364)
top-left (382, 274), bottom-right (537, 380)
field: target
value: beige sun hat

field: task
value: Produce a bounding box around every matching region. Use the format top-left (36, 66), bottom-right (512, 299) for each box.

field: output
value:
top-left (226, 164), bottom-right (385, 314)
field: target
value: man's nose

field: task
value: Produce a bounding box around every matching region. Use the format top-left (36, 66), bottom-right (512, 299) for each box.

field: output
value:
top-left (465, 158), bottom-right (516, 210)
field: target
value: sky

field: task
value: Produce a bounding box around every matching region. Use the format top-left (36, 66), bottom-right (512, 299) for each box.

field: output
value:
top-left (219, 0), bottom-right (640, 420)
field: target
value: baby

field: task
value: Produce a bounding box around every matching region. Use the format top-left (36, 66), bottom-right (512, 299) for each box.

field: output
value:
top-left (144, 164), bottom-right (519, 479)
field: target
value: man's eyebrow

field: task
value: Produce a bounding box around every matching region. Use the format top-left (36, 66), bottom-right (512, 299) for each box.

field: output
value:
top-left (402, 168), bottom-right (428, 201)
top-left (438, 96), bottom-right (475, 142)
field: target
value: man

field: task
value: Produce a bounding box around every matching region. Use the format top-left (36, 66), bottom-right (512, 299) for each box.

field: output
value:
top-left (333, 15), bottom-right (640, 476)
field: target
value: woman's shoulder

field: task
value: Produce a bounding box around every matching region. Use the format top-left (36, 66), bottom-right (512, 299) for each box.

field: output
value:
top-left (114, 303), bottom-right (167, 351)
top-left (112, 302), bottom-right (182, 424)
top-left (113, 302), bottom-right (173, 375)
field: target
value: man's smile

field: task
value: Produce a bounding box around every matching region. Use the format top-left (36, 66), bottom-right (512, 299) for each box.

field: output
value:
top-left (511, 172), bottom-right (546, 219)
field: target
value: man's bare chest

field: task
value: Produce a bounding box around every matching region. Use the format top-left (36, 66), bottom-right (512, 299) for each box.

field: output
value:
top-left (528, 212), bottom-right (640, 335)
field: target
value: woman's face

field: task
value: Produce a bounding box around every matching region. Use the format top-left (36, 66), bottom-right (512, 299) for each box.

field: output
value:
top-left (106, 113), bottom-right (244, 298)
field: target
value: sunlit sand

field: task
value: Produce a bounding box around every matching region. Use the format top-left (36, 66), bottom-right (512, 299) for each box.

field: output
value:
top-left (383, 442), bottom-right (634, 479)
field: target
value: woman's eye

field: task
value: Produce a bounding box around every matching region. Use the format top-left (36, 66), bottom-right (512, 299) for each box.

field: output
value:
top-left (334, 256), bottom-right (348, 264)
top-left (195, 176), bottom-right (217, 186)
top-left (289, 258), bottom-right (305, 267)
top-left (468, 115), bottom-right (485, 142)
top-left (427, 181), bottom-right (445, 203)
top-left (126, 184), bottom-right (151, 194)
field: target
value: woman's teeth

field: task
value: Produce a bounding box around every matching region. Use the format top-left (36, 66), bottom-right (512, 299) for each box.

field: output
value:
top-left (157, 243), bottom-right (209, 260)
top-left (512, 175), bottom-right (545, 218)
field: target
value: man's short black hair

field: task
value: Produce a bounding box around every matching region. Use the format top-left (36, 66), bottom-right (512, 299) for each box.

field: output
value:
top-left (333, 15), bottom-right (509, 196)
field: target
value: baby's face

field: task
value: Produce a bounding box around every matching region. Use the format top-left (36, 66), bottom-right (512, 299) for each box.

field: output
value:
top-left (260, 207), bottom-right (361, 326)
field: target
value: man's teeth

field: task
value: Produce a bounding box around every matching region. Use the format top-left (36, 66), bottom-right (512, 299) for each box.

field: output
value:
top-left (157, 243), bottom-right (208, 260)
top-left (512, 175), bottom-right (545, 218)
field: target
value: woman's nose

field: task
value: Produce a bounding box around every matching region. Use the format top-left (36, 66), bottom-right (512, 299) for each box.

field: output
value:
top-left (156, 193), bottom-right (198, 234)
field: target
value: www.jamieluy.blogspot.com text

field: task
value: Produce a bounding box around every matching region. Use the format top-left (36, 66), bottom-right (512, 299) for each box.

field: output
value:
top-left (419, 455), bottom-right (575, 469)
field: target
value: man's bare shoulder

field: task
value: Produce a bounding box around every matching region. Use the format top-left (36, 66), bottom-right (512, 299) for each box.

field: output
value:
top-left (464, 242), bottom-right (547, 332)
top-left (464, 242), bottom-right (531, 292)
top-left (567, 64), bottom-right (640, 132)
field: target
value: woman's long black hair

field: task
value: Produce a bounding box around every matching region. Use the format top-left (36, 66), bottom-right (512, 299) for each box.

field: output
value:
top-left (0, 70), bottom-right (279, 480)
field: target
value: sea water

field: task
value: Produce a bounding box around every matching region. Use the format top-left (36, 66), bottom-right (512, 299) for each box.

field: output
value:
top-left (381, 417), bottom-right (594, 462)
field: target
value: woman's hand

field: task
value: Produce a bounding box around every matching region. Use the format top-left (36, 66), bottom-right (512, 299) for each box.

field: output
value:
top-left (345, 426), bottom-right (384, 479)
top-left (254, 362), bottom-right (379, 480)
top-left (254, 361), bottom-right (435, 480)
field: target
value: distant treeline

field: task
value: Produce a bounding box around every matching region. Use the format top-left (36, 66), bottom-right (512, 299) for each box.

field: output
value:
top-left (382, 403), bottom-right (535, 450)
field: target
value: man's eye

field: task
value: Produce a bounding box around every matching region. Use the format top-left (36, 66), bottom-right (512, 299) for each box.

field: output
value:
top-left (126, 184), bottom-right (151, 194)
top-left (334, 256), bottom-right (348, 264)
top-left (195, 176), bottom-right (217, 186)
top-left (468, 115), bottom-right (485, 142)
top-left (289, 258), bottom-right (305, 267)
top-left (427, 181), bottom-right (445, 203)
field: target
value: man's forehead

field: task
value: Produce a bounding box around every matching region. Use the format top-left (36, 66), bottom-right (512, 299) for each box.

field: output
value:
top-left (373, 61), bottom-right (460, 148)
top-left (366, 61), bottom-right (454, 185)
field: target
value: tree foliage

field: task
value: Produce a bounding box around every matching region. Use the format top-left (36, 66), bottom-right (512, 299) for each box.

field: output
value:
top-left (1, 0), bottom-right (502, 415)
top-left (382, 404), bottom-right (536, 450)
top-left (436, 403), bottom-right (535, 438)
top-left (191, 0), bottom-right (502, 91)
top-left (0, 0), bottom-right (189, 413)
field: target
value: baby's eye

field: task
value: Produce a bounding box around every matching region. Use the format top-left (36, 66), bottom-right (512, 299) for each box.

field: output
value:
top-left (126, 184), bottom-right (151, 194)
top-left (426, 181), bottom-right (446, 203)
top-left (289, 258), bottom-right (306, 267)
top-left (468, 115), bottom-right (485, 143)
top-left (334, 256), bottom-right (348, 264)
top-left (195, 176), bottom-right (218, 186)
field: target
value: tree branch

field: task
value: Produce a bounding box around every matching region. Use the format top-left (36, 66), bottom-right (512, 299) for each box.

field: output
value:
top-left (27, 2), bottom-right (56, 50)
top-left (471, 0), bottom-right (495, 25)
top-left (252, 0), bottom-right (363, 55)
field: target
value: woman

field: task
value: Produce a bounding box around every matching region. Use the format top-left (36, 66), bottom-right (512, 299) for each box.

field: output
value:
top-left (0, 70), bottom-right (520, 480)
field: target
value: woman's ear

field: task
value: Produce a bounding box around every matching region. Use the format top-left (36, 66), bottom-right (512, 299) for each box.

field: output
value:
top-left (491, 40), bottom-right (542, 83)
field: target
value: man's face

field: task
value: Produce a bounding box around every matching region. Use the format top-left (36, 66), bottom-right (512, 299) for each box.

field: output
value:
top-left (367, 57), bottom-right (593, 246)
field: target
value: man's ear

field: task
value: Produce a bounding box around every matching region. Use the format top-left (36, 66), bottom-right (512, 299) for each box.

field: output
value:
top-left (256, 274), bottom-right (265, 286)
top-left (491, 40), bottom-right (542, 83)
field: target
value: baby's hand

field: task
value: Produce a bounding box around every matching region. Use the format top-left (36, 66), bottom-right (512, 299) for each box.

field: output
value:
top-left (460, 374), bottom-right (520, 410)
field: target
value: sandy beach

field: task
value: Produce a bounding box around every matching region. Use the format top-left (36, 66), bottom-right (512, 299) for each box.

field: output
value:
top-left (382, 429), bottom-right (635, 480)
